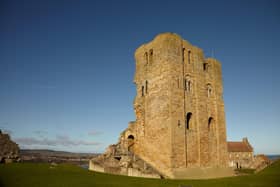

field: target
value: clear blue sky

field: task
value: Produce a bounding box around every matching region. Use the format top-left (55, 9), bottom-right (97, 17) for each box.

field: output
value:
top-left (0, 0), bottom-right (279, 154)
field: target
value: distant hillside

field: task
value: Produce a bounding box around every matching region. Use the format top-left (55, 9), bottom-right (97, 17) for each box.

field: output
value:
top-left (20, 149), bottom-right (99, 157)
top-left (20, 149), bottom-right (100, 164)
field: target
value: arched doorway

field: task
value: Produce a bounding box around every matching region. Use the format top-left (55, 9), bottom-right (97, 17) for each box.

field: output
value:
top-left (127, 135), bottom-right (135, 152)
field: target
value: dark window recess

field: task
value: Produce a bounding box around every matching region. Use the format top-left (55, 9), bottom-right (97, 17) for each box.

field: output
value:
top-left (127, 135), bottom-right (135, 152)
top-left (207, 84), bottom-right (212, 97)
top-left (182, 48), bottom-right (185, 63)
top-left (149, 49), bottom-right (153, 63)
top-left (128, 135), bottom-right (135, 140)
top-left (141, 86), bottom-right (145, 97)
top-left (203, 63), bottom-right (209, 72)
top-left (187, 80), bottom-right (191, 92)
top-left (186, 112), bottom-right (192, 129)
top-left (114, 156), bottom-right (121, 161)
top-left (208, 117), bottom-right (213, 130)
top-left (185, 79), bottom-right (191, 92)
top-left (145, 81), bottom-right (148, 94)
top-left (188, 50), bottom-right (191, 64)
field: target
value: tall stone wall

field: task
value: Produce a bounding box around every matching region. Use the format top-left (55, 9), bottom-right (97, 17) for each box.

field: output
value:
top-left (134, 35), bottom-right (174, 176)
top-left (132, 33), bottom-right (228, 176)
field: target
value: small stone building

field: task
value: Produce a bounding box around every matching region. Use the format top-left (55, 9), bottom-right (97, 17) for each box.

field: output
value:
top-left (228, 138), bottom-right (254, 168)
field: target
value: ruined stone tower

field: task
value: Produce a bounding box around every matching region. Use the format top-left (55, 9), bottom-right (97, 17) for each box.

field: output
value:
top-left (131, 33), bottom-right (228, 176)
top-left (90, 33), bottom-right (230, 178)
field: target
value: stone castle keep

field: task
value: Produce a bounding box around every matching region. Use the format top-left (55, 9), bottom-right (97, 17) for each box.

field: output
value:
top-left (90, 33), bottom-right (266, 178)
top-left (132, 32), bottom-right (228, 170)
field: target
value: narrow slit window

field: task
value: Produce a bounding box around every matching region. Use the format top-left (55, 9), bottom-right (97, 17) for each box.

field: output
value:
top-left (188, 50), bottom-right (191, 64)
top-left (184, 78), bottom-right (191, 92)
top-left (186, 112), bottom-right (192, 130)
top-left (208, 117), bottom-right (213, 131)
top-left (141, 86), bottom-right (144, 97)
top-left (182, 48), bottom-right (185, 63)
top-left (145, 81), bottom-right (148, 94)
top-left (187, 80), bottom-right (191, 92)
top-left (203, 63), bottom-right (208, 71)
top-left (207, 84), bottom-right (212, 97)
top-left (149, 49), bottom-right (153, 63)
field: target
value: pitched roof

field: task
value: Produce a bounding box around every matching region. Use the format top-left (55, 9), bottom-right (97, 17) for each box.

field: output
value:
top-left (227, 141), bottom-right (253, 152)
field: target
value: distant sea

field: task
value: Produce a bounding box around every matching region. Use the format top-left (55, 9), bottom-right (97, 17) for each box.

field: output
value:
top-left (80, 164), bottom-right (89, 170)
top-left (266, 155), bottom-right (280, 161)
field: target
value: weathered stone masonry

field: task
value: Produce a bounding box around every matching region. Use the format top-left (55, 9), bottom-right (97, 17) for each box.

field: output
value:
top-left (90, 33), bottom-right (260, 178)
top-left (132, 33), bottom-right (228, 176)
top-left (90, 33), bottom-right (268, 178)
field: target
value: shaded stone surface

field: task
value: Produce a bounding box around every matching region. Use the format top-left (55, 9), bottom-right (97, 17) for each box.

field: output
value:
top-left (90, 125), bottom-right (162, 178)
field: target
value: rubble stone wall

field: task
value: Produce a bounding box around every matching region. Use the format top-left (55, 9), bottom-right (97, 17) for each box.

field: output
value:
top-left (0, 130), bottom-right (20, 163)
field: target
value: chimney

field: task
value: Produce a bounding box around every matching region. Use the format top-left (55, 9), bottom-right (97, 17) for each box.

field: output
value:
top-left (242, 137), bottom-right (248, 144)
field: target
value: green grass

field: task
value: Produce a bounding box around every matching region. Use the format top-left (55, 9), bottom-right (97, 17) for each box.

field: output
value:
top-left (0, 160), bottom-right (280, 187)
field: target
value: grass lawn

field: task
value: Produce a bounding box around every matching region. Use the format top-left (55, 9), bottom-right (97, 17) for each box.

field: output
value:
top-left (0, 160), bottom-right (280, 187)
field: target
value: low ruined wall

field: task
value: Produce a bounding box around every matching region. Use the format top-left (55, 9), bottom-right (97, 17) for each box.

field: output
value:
top-left (89, 160), bottom-right (104, 173)
top-left (128, 168), bottom-right (160, 178)
top-left (89, 159), bottom-right (161, 178)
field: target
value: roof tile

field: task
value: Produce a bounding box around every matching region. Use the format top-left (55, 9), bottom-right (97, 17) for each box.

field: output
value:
top-left (227, 141), bottom-right (253, 152)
